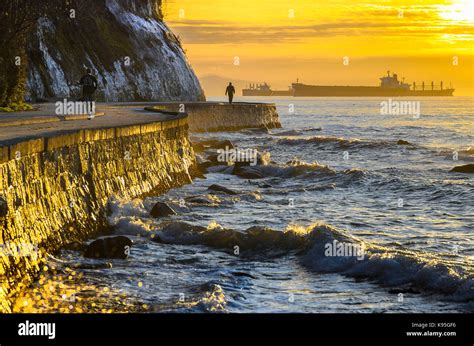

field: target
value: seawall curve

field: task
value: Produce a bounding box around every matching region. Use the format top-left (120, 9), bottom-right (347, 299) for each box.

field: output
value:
top-left (145, 102), bottom-right (282, 132)
top-left (0, 112), bottom-right (196, 313)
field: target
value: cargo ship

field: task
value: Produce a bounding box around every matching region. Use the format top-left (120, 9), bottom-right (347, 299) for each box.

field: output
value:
top-left (293, 72), bottom-right (454, 96)
top-left (243, 72), bottom-right (454, 97)
top-left (242, 82), bottom-right (293, 96)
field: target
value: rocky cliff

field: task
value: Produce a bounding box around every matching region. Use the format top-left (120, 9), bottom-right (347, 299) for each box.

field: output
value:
top-left (26, 0), bottom-right (205, 102)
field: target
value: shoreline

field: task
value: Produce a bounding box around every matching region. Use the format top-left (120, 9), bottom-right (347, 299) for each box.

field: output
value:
top-left (0, 101), bottom-right (281, 312)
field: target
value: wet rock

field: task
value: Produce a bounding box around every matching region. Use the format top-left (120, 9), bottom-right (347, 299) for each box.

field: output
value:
top-left (199, 161), bottom-right (214, 171)
top-left (231, 271), bottom-right (257, 279)
top-left (162, 221), bottom-right (207, 234)
top-left (388, 288), bottom-right (421, 295)
top-left (258, 182), bottom-right (272, 188)
top-left (450, 164), bottom-right (474, 174)
top-left (231, 151), bottom-right (270, 172)
top-left (196, 154), bottom-right (214, 172)
top-left (195, 153), bottom-right (206, 164)
top-left (0, 197), bottom-right (8, 217)
top-left (397, 140), bottom-right (411, 146)
top-left (232, 166), bottom-right (265, 179)
top-left (185, 195), bottom-right (220, 206)
top-left (159, 222), bottom-right (238, 248)
top-left (186, 196), bottom-right (210, 204)
top-left (193, 139), bottom-right (234, 153)
top-left (150, 234), bottom-right (163, 243)
top-left (150, 202), bottom-right (177, 218)
top-left (84, 236), bottom-right (132, 259)
top-left (207, 184), bottom-right (238, 195)
top-left (205, 153), bottom-right (226, 166)
top-left (204, 139), bottom-right (234, 150)
top-left (194, 171), bottom-right (207, 180)
top-left (230, 151), bottom-right (269, 176)
top-left (205, 148), bottom-right (270, 169)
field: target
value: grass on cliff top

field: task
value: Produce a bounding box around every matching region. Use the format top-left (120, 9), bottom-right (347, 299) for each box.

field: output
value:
top-left (0, 102), bottom-right (34, 112)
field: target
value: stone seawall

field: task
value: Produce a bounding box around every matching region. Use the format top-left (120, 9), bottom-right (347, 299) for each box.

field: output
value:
top-left (0, 114), bottom-right (196, 313)
top-left (145, 102), bottom-right (282, 132)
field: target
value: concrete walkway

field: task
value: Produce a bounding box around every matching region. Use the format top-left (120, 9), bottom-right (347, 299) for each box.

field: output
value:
top-left (0, 101), bottom-right (281, 145)
top-left (0, 103), bottom-right (179, 145)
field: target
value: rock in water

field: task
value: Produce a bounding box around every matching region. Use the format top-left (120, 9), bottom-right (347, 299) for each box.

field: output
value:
top-left (232, 151), bottom-right (270, 170)
top-left (192, 139), bottom-right (234, 153)
top-left (150, 235), bottom-right (163, 243)
top-left (231, 166), bottom-right (264, 179)
top-left (150, 202), bottom-right (177, 218)
top-left (258, 182), bottom-right (272, 188)
top-left (205, 153), bottom-right (224, 166)
top-left (26, 0), bottom-right (204, 102)
top-left (207, 184), bottom-right (239, 195)
top-left (397, 140), bottom-right (411, 145)
top-left (185, 195), bottom-right (219, 206)
top-left (195, 154), bottom-right (214, 172)
top-left (84, 236), bottom-right (132, 259)
top-left (450, 164), bottom-right (474, 174)
top-left (161, 222), bottom-right (208, 235)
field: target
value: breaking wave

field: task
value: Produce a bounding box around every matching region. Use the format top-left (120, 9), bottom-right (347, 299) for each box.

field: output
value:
top-left (213, 159), bottom-right (368, 183)
top-left (278, 136), bottom-right (474, 165)
top-left (438, 147), bottom-right (474, 162)
top-left (171, 282), bottom-right (228, 313)
top-left (301, 225), bottom-right (474, 302)
top-left (277, 135), bottom-right (416, 150)
top-left (271, 127), bottom-right (322, 137)
top-left (151, 221), bottom-right (474, 302)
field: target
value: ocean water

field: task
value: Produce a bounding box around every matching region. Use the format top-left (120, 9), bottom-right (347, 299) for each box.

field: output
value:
top-left (18, 97), bottom-right (473, 313)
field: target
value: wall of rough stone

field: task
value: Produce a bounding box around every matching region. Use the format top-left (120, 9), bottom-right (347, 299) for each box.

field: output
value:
top-left (146, 102), bottom-right (282, 132)
top-left (0, 115), bottom-right (196, 313)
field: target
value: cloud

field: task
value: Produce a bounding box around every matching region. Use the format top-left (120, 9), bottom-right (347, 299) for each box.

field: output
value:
top-left (168, 20), bottom-right (474, 44)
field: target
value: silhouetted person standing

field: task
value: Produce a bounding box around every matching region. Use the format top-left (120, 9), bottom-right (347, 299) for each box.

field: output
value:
top-left (225, 82), bottom-right (235, 104)
top-left (79, 68), bottom-right (98, 115)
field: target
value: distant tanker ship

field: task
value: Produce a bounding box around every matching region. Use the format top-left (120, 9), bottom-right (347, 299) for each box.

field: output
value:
top-left (243, 72), bottom-right (454, 97)
top-left (242, 82), bottom-right (293, 96)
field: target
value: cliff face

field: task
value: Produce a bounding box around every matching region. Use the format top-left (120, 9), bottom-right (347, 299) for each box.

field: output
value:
top-left (26, 0), bottom-right (205, 102)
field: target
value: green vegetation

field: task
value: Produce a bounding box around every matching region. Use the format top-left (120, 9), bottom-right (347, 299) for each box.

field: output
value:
top-left (0, 0), bottom-right (68, 110)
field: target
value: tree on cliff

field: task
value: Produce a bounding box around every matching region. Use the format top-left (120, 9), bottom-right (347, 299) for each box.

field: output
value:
top-left (0, 0), bottom-right (78, 110)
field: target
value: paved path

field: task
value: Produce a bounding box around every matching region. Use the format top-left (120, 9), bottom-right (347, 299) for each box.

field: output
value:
top-left (0, 103), bottom-right (178, 145)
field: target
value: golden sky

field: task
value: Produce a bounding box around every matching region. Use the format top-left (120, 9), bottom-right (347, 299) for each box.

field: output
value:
top-left (163, 0), bottom-right (474, 95)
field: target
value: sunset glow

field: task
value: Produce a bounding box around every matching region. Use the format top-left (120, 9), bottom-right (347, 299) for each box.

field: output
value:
top-left (439, 0), bottom-right (474, 22)
top-left (164, 0), bottom-right (474, 95)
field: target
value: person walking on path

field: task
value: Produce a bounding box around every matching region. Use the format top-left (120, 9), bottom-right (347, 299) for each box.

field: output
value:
top-left (225, 82), bottom-right (235, 104)
top-left (79, 68), bottom-right (98, 117)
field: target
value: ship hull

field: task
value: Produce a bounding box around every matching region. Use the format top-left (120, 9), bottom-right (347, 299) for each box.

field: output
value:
top-left (242, 90), bottom-right (272, 96)
top-left (292, 85), bottom-right (454, 97)
top-left (270, 90), bottom-right (293, 96)
top-left (243, 90), bottom-right (292, 96)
